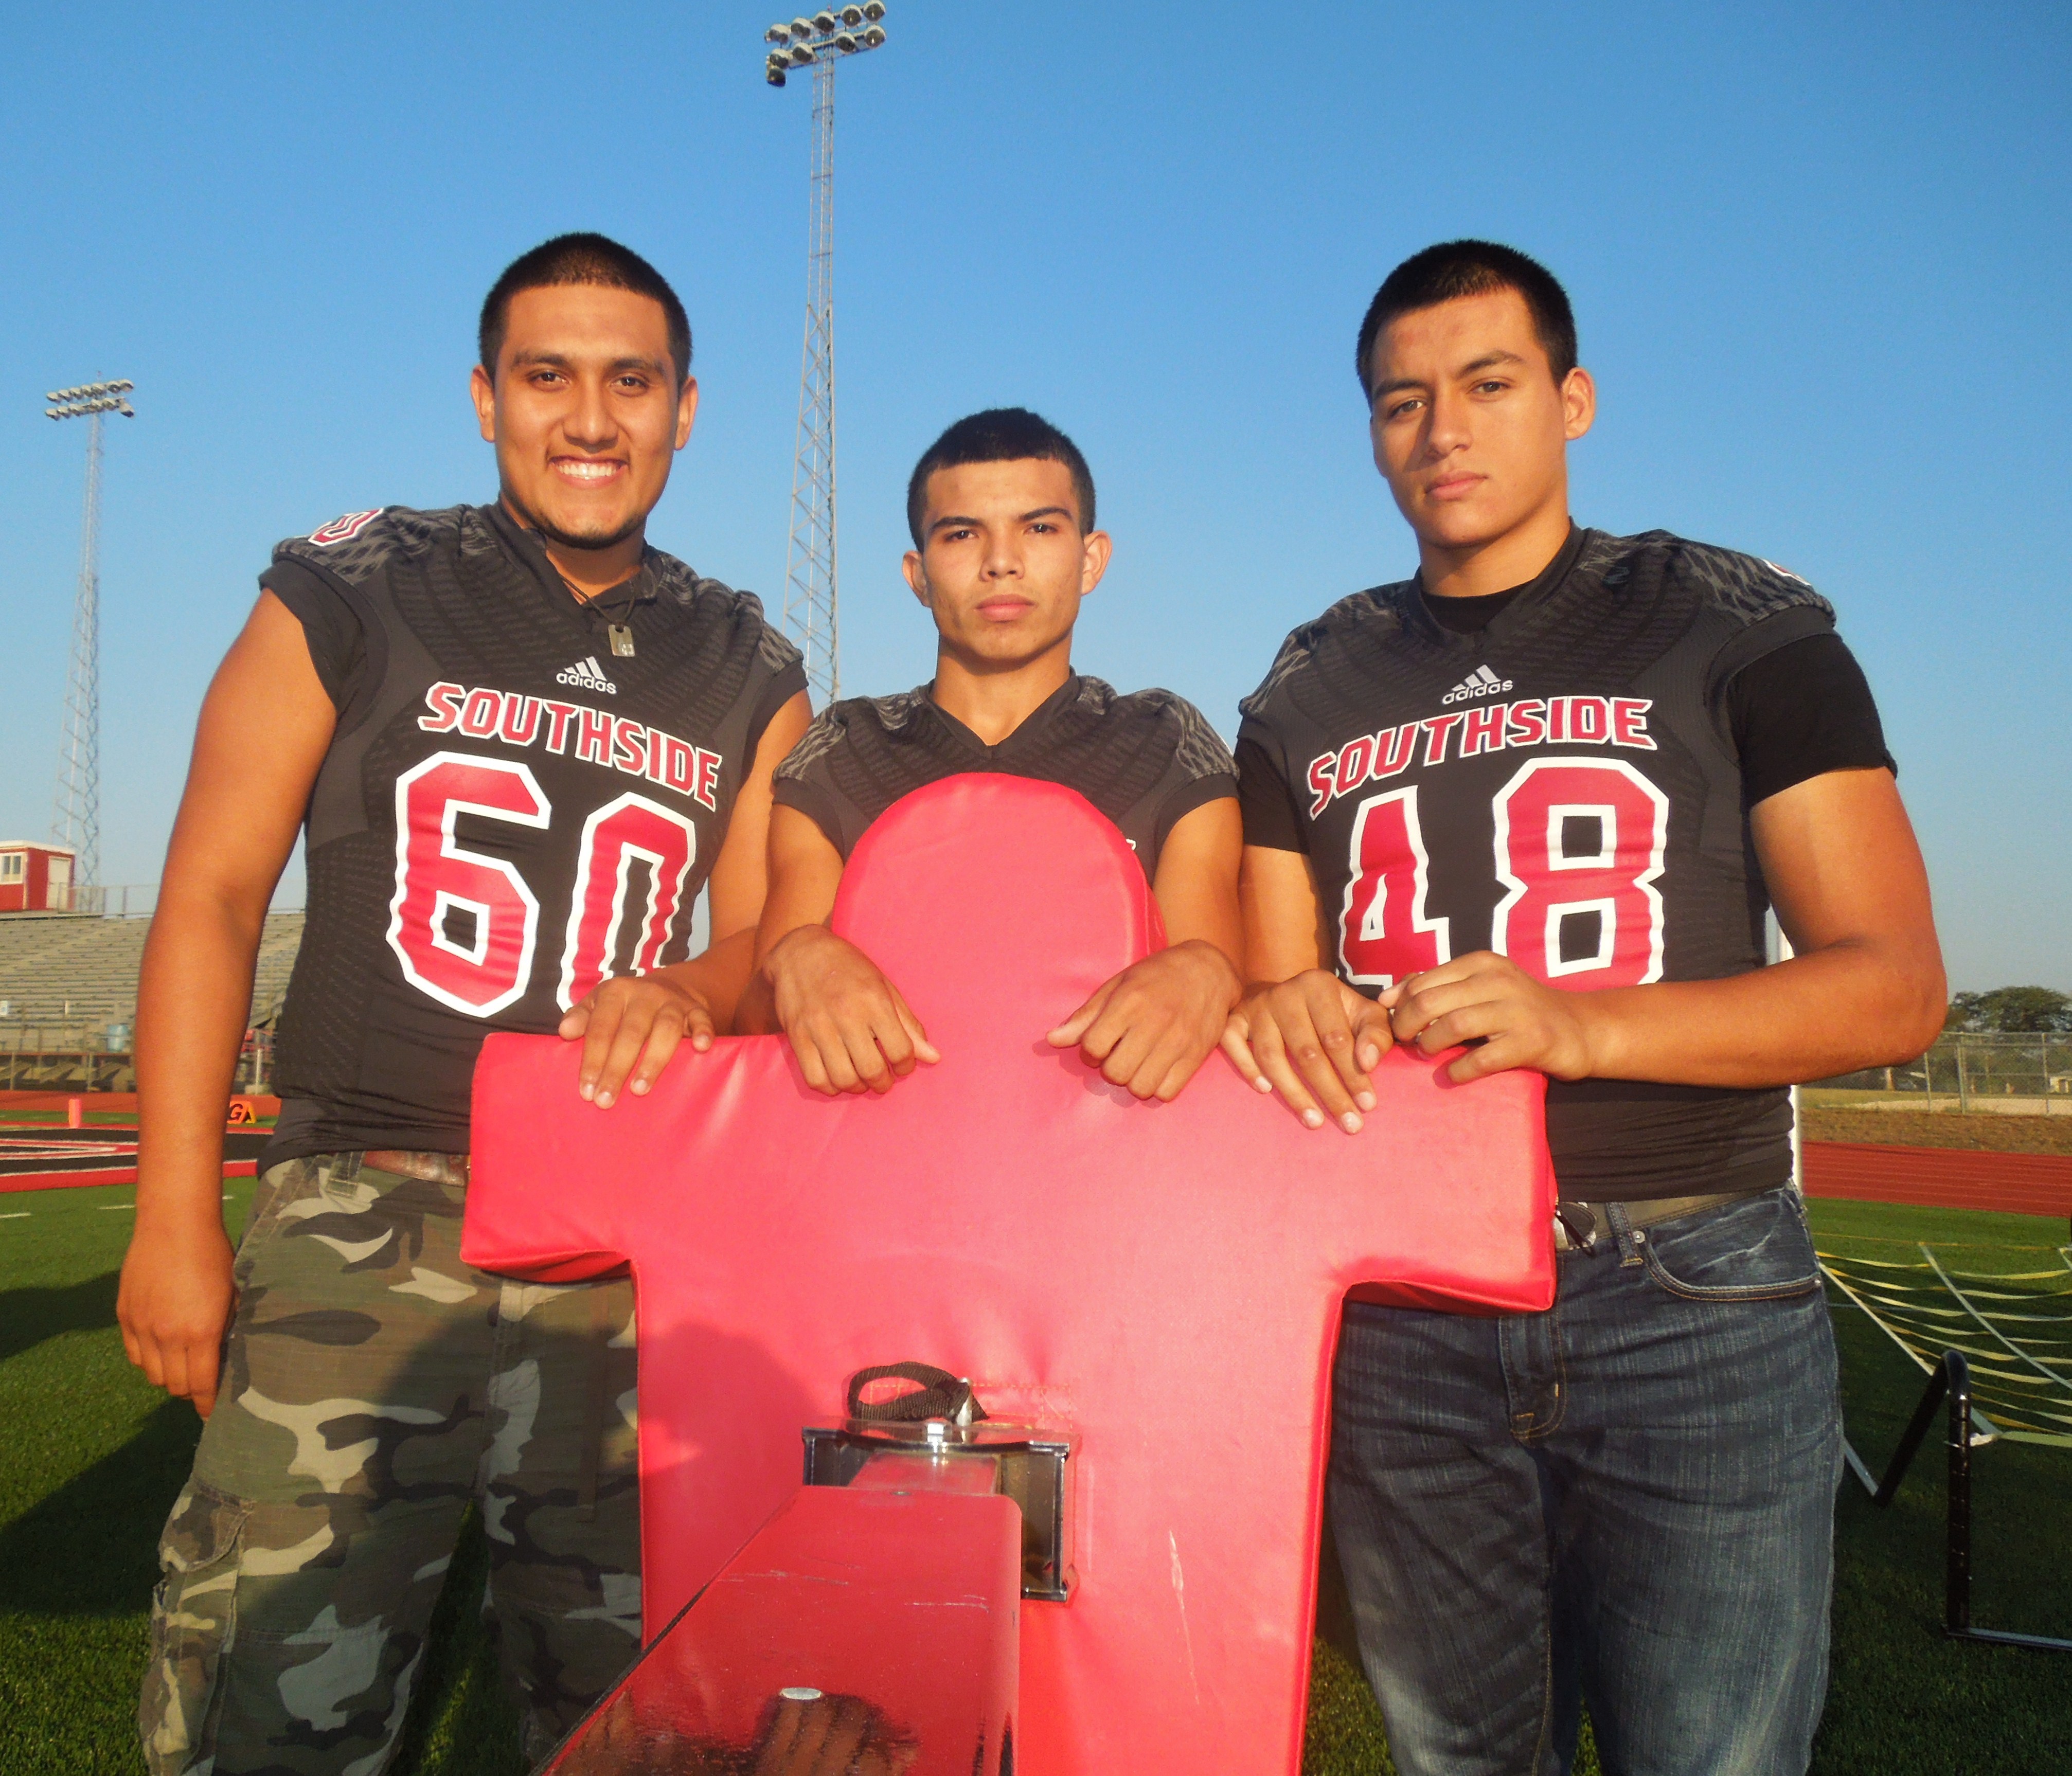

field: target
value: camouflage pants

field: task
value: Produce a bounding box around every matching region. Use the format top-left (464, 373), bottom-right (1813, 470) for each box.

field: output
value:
top-left (141, 1153), bottom-right (641, 1775)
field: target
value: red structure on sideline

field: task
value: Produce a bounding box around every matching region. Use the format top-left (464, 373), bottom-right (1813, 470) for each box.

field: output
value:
top-left (0, 840), bottom-right (76, 913)
top-left (466, 777), bottom-right (1554, 1774)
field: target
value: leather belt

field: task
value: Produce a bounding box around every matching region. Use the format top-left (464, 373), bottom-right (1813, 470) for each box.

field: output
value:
top-left (1552, 1189), bottom-right (1767, 1253)
top-left (362, 1149), bottom-right (470, 1187)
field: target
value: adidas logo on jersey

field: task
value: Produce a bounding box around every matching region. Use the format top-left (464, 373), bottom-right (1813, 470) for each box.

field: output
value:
top-left (556, 655), bottom-right (617, 695)
top-left (1441, 665), bottom-right (1513, 705)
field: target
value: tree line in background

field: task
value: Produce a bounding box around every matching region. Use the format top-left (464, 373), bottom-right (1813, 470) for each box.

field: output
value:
top-left (1943, 986), bottom-right (2072, 1034)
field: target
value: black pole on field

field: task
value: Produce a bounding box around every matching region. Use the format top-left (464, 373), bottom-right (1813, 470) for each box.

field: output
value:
top-left (1944, 1349), bottom-right (1972, 1636)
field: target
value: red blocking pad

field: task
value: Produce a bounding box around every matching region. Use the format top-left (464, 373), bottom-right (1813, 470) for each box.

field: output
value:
top-left (465, 775), bottom-right (1555, 1775)
top-left (544, 1486), bottom-right (1021, 1774)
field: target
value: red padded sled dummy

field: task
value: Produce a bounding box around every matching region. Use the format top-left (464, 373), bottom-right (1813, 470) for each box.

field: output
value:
top-left (464, 776), bottom-right (1555, 1775)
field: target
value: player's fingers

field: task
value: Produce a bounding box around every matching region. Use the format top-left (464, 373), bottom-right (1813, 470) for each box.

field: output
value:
top-left (591, 1001), bottom-right (665, 1107)
top-left (159, 1339), bottom-right (192, 1406)
top-left (887, 990), bottom-right (940, 1065)
top-left (1348, 995), bottom-right (1397, 1072)
top-left (1135, 1025), bottom-right (1202, 1102)
top-left (1220, 1016), bottom-right (1274, 1093)
top-left (624, 1013), bottom-right (686, 1097)
top-left (1099, 1021), bottom-right (1164, 1097)
top-left (1410, 998), bottom-right (1506, 1056)
top-left (129, 1327), bottom-right (164, 1389)
top-left (1277, 1002), bottom-right (1363, 1130)
top-left (1446, 1031), bottom-right (1528, 1083)
top-left (1303, 980), bottom-right (1376, 1111)
top-left (682, 996), bottom-right (717, 1053)
top-left (558, 1000), bottom-right (592, 1040)
top-left (1046, 980), bottom-right (1113, 1048)
top-left (577, 994), bottom-right (627, 1101)
top-left (790, 1030), bottom-right (837, 1096)
top-left (188, 1337), bottom-right (222, 1419)
top-left (868, 1004), bottom-right (919, 1079)
top-left (833, 1018), bottom-right (894, 1093)
top-left (1248, 1013), bottom-right (1330, 1129)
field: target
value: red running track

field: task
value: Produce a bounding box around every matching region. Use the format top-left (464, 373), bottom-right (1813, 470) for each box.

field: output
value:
top-left (1802, 1140), bottom-right (2072, 1218)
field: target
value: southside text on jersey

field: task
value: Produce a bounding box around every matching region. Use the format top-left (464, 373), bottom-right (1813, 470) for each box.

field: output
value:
top-left (1307, 694), bottom-right (1658, 818)
top-left (418, 680), bottom-right (725, 810)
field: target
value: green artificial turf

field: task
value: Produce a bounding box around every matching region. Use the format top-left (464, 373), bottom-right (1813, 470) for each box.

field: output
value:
top-left (2, 1187), bottom-right (2064, 1774)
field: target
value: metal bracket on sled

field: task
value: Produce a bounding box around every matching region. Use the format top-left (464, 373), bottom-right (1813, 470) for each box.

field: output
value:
top-left (804, 1414), bottom-right (1077, 1602)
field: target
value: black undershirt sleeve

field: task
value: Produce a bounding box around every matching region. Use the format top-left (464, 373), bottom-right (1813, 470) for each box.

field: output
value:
top-left (1724, 633), bottom-right (1895, 806)
top-left (260, 560), bottom-right (366, 712)
top-left (1236, 735), bottom-right (1308, 853)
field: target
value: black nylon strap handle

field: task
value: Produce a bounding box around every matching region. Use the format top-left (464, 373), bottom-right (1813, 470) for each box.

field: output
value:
top-left (846, 1362), bottom-right (988, 1425)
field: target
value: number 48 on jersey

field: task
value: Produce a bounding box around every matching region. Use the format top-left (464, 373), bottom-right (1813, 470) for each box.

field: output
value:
top-left (1340, 759), bottom-right (1669, 991)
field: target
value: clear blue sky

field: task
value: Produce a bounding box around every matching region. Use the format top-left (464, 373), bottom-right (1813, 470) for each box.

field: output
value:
top-left (1, 1), bottom-right (2064, 992)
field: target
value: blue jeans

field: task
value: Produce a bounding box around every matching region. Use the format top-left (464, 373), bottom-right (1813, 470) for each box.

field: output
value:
top-left (1328, 1187), bottom-right (1842, 1776)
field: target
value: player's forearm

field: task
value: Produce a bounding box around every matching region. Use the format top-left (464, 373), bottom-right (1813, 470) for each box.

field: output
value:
top-left (649, 928), bottom-right (758, 1031)
top-left (1575, 937), bottom-right (1946, 1088)
top-left (135, 887), bottom-right (270, 1229)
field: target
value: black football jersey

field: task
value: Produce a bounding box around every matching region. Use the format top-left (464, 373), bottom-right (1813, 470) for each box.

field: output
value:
top-left (259, 503), bottom-right (806, 1163)
top-left (1239, 527), bottom-right (1846, 1202)
top-left (772, 675), bottom-right (1237, 879)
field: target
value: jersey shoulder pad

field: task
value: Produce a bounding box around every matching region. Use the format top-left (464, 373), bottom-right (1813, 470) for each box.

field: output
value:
top-left (1604, 530), bottom-right (1835, 630)
top-left (649, 553), bottom-right (805, 677)
top-left (272, 505), bottom-right (462, 583)
top-left (774, 688), bottom-right (925, 784)
top-left (1238, 581), bottom-right (1415, 721)
top-left (1094, 681), bottom-right (1237, 778)
top-left (772, 702), bottom-right (848, 783)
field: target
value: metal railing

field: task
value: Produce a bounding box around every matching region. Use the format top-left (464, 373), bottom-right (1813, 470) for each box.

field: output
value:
top-left (9, 884), bottom-right (305, 918)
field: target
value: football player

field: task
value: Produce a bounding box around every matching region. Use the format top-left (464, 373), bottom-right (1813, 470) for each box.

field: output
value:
top-left (120, 234), bottom-right (810, 1773)
top-left (1226, 241), bottom-right (1944, 1774)
top-left (742, 408), bottom-right (1242, 1103)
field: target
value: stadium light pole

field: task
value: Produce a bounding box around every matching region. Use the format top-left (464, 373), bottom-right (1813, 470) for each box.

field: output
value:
top-left (761, 4), bottom-right (889, 704)
top-left (44, 380), bottom-right (135, 896)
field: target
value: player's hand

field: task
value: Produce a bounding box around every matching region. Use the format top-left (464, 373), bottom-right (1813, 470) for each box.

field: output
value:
top-left (1047, 939), bottom-right (1241, 1102)
top-left (559, 973), bottom-right (718, 1108)
top-left (1221, 968), bottom-right (1395, 1132)
top-left (1390, 950), bottom-right (1597, 1082)
top-left (117, 1217), bottom-right (237, 1418)
top-left (762, 924), bottom-right (940, 1096)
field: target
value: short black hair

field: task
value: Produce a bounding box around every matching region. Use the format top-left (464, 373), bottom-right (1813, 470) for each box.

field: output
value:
top-left (478, 232), bottom-right (693, 387)
top-left (905, 407), bottom-right (1096, 547)
top-left (1354, 240), bottom-right (1577, 401)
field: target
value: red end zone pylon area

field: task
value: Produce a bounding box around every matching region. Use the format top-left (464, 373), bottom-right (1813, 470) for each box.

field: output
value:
top-left (1803, 1140), bottom-right (2072, 1218)
top-left (466, 776), bottom-right (1558, 1774)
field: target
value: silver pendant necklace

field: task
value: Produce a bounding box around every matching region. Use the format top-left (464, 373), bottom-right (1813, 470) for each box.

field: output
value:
top-left (607, 623), bottom-right (636, 658)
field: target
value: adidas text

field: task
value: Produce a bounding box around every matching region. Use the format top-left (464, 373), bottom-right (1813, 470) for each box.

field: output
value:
top-left (1442, 665), bottom-right (1513, 706)
top-left (557, 655), bottom-right (617, 695)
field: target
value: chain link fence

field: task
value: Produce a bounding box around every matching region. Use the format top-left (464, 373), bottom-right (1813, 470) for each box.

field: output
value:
top-left (1815, 1032), bottom-right (2072, 1115)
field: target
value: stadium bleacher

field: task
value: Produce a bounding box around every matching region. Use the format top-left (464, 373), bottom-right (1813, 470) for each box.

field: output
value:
top-left (0, 910), bottom-right (303, 1043)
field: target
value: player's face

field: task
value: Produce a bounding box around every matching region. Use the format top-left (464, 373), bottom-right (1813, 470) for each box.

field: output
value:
top-left (471, 284), bottom-right (697, 554)
top-left (1365, 288), bottom-right (1594, 557)
top-left (903, 459), bottom-right (1112, 671)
